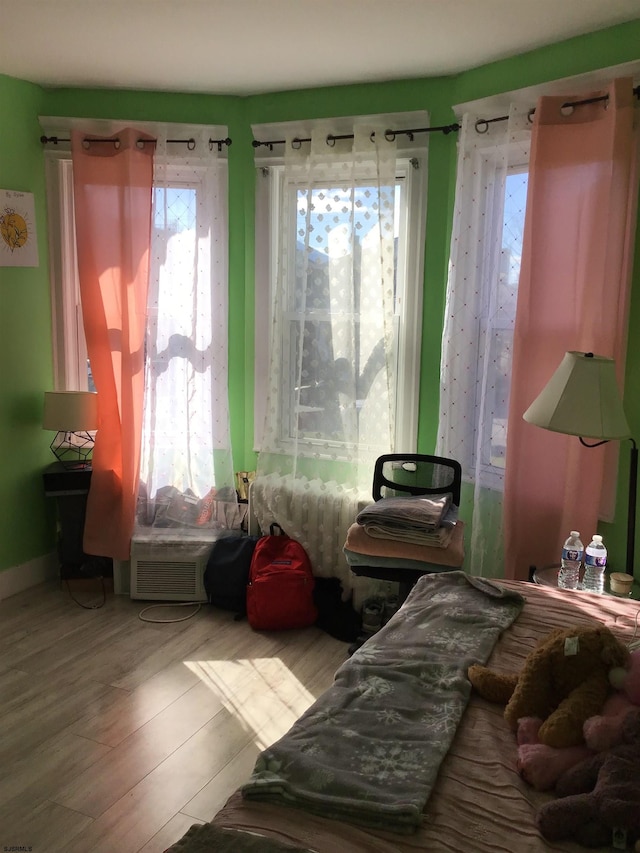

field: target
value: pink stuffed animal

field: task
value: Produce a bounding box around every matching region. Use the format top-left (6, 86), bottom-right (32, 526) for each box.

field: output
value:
top-left (536, 709), bottom-right (640, 850)
top-left (517, 717), bottom-right (592, 791)
top-left (517, 648), bottom-right (640, 791)
top-left (583, 647), bottom-right (640, 751)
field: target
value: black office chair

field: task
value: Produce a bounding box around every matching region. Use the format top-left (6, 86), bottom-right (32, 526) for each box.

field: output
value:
top-left (343, 453), bottom-right (465, 601)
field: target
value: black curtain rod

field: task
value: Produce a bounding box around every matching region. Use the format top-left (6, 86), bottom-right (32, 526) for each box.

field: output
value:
top-left (252, 122), bottom-right (460, 151)
top-left (475, 84), bottom-right (640, 133)
top-left (40, 135), bottom-right (232, 151)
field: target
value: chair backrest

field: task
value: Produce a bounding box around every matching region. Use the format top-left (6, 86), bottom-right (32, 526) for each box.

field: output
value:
top-left (372, 453), bottom-right (462, 505)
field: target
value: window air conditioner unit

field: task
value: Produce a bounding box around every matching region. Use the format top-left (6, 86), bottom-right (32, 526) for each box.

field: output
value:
top-left (129, 535), bottom-right (212, 601)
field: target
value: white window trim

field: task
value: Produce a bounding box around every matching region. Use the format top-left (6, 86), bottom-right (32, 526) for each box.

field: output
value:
top-left (253, 151), bottom-right (426, 455)
top-left (41, 117), bottom-right (229, 394)
top-left (44, 153), bottom-right (87, 391)
top-left (397, 155), bottom-right (426, 453)
top-left (474, 155), bottom-right (529, 491)
top-left (252, 110), bottom-right (430, 452)
top-left (447, 62), bottom-right (640, 490)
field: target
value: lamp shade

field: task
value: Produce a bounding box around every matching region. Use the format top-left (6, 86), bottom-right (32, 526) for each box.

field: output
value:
top-left (523, 351), bottom-right (630, 440)
top-left (43, 391), bottom-right (99, 432)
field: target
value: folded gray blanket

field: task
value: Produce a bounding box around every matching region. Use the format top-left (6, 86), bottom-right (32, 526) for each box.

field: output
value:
top-left (356, 494), bottom-right (453, 531)
top-left (241, 571), bottom-right (524, 834)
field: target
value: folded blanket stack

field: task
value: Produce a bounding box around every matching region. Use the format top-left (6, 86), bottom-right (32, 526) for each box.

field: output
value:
top-left (355, 493), bottom-right (457, 548)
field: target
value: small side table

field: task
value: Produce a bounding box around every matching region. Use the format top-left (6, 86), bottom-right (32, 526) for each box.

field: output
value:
top-left (43, 462), bottom-right (112, 579)
top-left (532, 564), bottom-right (640, 600)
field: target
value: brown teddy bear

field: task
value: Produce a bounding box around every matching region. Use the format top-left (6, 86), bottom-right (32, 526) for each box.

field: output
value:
top-left (536, 708), bottom-right (640, 849)
top-left (517, 648), bottom-right (640, 790)
top-left (468, 626), bottom-right (629, 747)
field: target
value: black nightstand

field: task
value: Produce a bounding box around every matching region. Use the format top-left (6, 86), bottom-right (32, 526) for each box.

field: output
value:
top-left (43, 462), bottom-right (112, 579)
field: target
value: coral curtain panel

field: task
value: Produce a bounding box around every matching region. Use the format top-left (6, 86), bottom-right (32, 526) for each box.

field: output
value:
top-left (71, 128), bottom-right (154, 560)
top-left (504, 79), bottom-right (638, 580)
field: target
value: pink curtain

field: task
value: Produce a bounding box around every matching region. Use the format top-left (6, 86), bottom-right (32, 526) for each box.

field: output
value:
top-left (504, 78), bottom-right (638, 580)
top-left (72, 128), bottom-right (154, 560)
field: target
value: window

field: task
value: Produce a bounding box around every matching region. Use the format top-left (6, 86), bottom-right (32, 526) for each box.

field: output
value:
top-left (46, 160), bottom-right (220, 392)
top-left (45, 155), bottom-right (92, 392)
top-left (437, 111), bottom-right (531, 492)
top-left (255, 154), bottom-right (426, 456)
top-left (142, 161), bottom-right (231, 502)
top-left (477, 168), bottom-right (528, 476)
top-left (43, 124), bottom-right (233, 527)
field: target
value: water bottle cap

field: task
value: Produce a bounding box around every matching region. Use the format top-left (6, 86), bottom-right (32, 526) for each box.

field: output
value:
top-left (570, 531), bottom-right (580, 537)
top-left (592, 535), bottom-right (603, 543)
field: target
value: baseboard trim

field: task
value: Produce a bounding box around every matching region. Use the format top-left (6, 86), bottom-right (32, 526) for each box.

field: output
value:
top-left (0, 552), bottom-right (59, 601)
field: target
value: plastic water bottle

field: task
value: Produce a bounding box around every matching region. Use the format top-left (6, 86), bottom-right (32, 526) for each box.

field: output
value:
top-left (558, 531), bottom-right (583, 590)
top-left (583, 535), bottom-right (607, 594)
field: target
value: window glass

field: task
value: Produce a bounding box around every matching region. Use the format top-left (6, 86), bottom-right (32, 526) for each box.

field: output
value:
top-left (481, 169), bottom-right (528, 473)
top-left (256, 159), bottom-right (423, 455)
top-left (283, 180), bottom-right (403, 445)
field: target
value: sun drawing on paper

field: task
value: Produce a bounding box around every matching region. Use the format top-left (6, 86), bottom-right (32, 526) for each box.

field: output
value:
top-left (0, 207), bottom-right (29, 252)
top-left (0, 189), bottom-right (38, 267)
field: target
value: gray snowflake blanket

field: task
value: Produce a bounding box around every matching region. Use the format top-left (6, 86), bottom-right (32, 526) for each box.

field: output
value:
top-left (241, 571), bottom-right (525, 834)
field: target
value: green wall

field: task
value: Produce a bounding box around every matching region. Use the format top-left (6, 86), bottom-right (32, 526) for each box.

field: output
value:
top-left (1, 18), bottom-right (639, 577)
top-left (0, 74), bottom-right (56, 572)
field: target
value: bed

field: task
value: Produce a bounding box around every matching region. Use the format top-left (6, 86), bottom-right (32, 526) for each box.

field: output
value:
top-left (168, 572), bottom-right (640, 853)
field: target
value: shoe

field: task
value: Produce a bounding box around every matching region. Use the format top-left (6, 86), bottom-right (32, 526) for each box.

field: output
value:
top-left (361, 597), bottom-right (383, 634)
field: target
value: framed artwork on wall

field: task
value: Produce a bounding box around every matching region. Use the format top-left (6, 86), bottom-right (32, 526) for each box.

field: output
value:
top-left (0, 189), bottom-right (39, 267)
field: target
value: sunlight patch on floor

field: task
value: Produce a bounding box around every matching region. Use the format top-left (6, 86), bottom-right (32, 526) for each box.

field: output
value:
top-left (184, 658), bottom-right (315, 750)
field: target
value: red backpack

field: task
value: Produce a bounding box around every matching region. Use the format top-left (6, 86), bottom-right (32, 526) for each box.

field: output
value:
top-left (246, 528), bottom-right (317, 631)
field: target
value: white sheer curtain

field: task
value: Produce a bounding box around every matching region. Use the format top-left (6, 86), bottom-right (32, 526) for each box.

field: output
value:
top-left (137, 127), bottom-right (238, 535)
top-left (437, 108), bottom-right (531, 577)
top-left (254, 125), bottom-right (398, 590)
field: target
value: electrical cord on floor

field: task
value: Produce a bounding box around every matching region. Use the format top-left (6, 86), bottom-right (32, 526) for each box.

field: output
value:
top-left (64, 576), bottom-right (106, 609)
top-left (138, 601), bottom-right (202, 623)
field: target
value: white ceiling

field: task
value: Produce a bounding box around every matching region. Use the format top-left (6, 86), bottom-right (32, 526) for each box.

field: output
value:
top-left (2, 0), bottom-right (640, 97)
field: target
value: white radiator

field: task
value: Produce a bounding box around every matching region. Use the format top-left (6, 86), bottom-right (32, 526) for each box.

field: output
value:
top-left (129, 533), bottom-right (215, 601)
top-left (249, 474), bottom-right (370, 594)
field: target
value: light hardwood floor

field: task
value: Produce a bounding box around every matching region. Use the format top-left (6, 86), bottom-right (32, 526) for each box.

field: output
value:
top-left (0, 578), bottom-right (350, 853)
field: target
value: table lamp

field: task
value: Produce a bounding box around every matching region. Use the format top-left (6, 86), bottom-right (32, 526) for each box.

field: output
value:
top-left (523, 351), bottom-right (637, 576)
top-left (43, 391), bottom-right (98, 469)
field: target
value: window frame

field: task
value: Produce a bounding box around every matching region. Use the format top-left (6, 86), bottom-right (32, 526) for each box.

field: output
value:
top-left (44, 153), bottom-right (90, 392)
top-left (44, 153), bottom-right (227, 395)
top-left (42, 118), bottom-right (230, 399)
top-left (471, 163), bottom-right (529, 490)
top-left (253, 153), bottom-right (426, 457)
